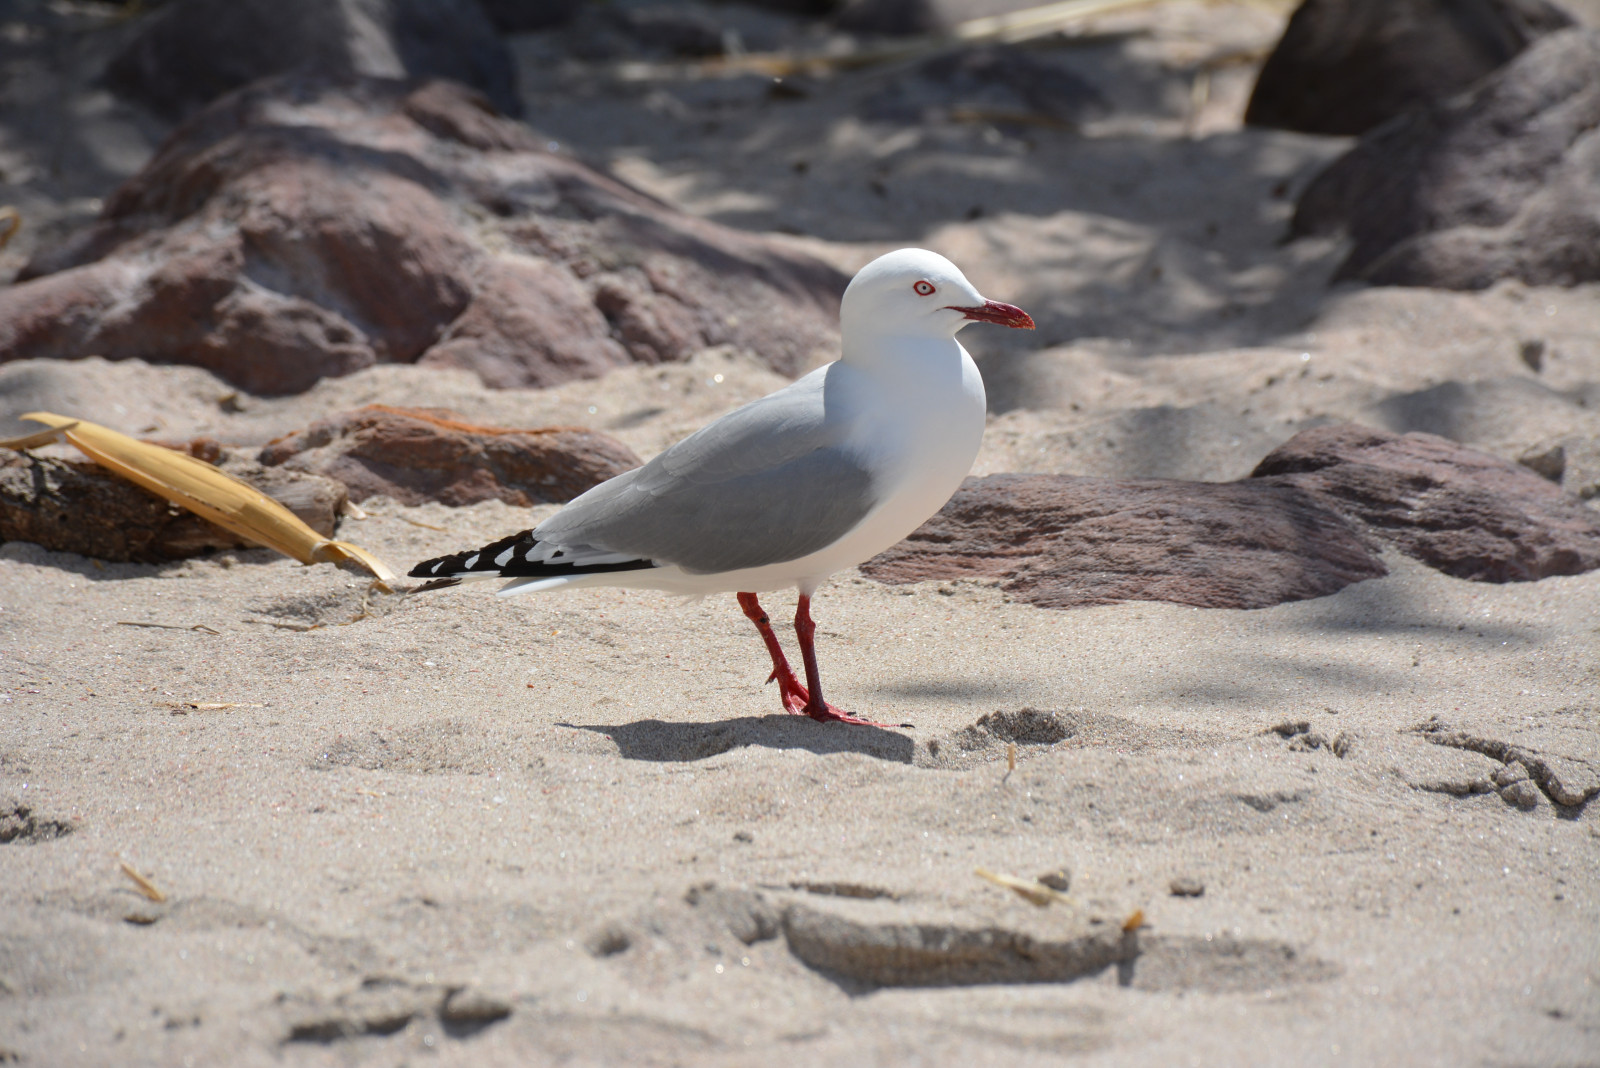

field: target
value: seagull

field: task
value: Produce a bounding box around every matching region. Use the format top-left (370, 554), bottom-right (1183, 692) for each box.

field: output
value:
top-left (409, 248), bottom-right (1034, 726)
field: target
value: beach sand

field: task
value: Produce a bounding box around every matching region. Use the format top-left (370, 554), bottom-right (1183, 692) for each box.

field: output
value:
top-left (1, 2), bottom-right (1597, 1064)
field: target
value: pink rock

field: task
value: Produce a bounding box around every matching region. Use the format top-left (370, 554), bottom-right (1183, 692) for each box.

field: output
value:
top-left (862, 473), bottom-right (1386, 610)
top-left (864, 423), bottom-right (1600, 609)
top-left (1251, 423), bottom-right (1600, 582)
top-left (1, 77), bottom-right (846, 394)
top-left (259, 405), bottom-right (642, 507)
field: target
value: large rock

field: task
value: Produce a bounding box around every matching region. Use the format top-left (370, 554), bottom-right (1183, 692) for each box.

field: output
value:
top-left (860, 472), bottom-right (1387, 610)
top-left (0, 77), bottom-right (848, 395)
top-left (1250, 424), bottom-right (1600, 583)
top-left (104, 0), bottom-right (521, 118)
top-left (1245, 0), bottom-right (1574, 136)
top-left (258, 405), bottom-right (641, 506)
top-left (863, 423), bottom-right (1600, 609)
top-left (1291, 29), bottom-right (1600, 289)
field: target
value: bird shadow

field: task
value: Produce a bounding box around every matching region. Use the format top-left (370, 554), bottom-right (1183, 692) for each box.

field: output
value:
top-left (563, 716), bottom-right (915, 764)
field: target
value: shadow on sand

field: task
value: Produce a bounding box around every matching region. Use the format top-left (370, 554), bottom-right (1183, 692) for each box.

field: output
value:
top-left (564, 715), bottom-right (916, 764)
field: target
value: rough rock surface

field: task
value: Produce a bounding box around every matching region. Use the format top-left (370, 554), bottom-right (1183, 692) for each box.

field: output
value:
top-left (864, 423), bottom-right (1600, 608)
top-left (861, 471), bottom-right (1387, 610)
top-left (0, 445), bottom-right (347, 563)
top-left (1251, 424), bottom-right (1600, 583)
top-left (1245, 0), bottom-right (1574, 136)
top-left (0, 77), bottom-right (848, 395)
top-left (104, 0), bottom-right (521, 119)
top-left (1291, 29), bottom-right (1600, 289)
top-left (258, 405), bottom-right (641, 507)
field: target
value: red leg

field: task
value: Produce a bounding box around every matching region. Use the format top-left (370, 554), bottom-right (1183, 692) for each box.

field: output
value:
top-left (792, 594), bottom-right (895, 728)
top-left (737, 592), bottom-right (810, 715)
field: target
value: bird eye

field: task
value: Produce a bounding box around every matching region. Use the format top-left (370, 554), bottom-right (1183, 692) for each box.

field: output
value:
top-left (913, 280), bottom-right (936, 296)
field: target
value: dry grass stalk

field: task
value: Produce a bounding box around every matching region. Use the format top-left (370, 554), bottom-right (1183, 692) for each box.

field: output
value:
top-left (0, 206), bottom-right (18, 251)
top-left (19, 412), bottom-right (396, 583)
top-left (119, 861), bottom-right (167, 903)
top-left (116, 621), bottom-right (220, 635)
top-left (158, 701), bottom-right (262, 713)
top-left (975, 867), bottom-right (1074, 907)
top-left (244, 618), bottom-right (322, 632)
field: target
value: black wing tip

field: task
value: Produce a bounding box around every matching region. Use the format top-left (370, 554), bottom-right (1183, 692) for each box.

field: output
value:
top-left (410, 531), bottom-right (659, 584)
top-left (408, 530), bottom-right (535, 580)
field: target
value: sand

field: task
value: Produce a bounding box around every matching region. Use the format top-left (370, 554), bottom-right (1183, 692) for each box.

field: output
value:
top-left (2, 2), bottom-right (1598, 1065)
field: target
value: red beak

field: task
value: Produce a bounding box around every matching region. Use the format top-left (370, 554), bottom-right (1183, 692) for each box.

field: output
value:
top-left (948, 300), bottom-right (1035, 330)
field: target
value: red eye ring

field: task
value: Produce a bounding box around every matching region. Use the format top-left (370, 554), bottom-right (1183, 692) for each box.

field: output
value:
top-left (913, 280), bottom-right (936, 296)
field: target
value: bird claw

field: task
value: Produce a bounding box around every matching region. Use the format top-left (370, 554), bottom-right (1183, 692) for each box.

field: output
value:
top-left (774, 677), bottom-right (893, 727)
top-left (803, 703), bottom-right (898, 728)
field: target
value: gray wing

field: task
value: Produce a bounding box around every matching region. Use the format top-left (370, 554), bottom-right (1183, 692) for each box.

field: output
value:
top-left (534, 367), bottom-right (880, 574)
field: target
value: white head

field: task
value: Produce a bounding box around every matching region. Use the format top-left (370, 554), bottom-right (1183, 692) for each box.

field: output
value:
top-left (839, 248), bottom-right (1034, 340)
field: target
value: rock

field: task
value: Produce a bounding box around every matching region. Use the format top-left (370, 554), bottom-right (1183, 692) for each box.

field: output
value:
top-left (417, 257), bottom-right (632, 389)
top-left (1, 77), bottom-right (847, 395)
top-left (586, 925), bottom-right (633, 957)
top-left (122, 903), bottom-right (164, 925)
top-left (1519, 338), bottom-right (1546, 372)
top-left (1250, 423), bottom-right (1600, 583)
top-left (438, 987), bottom-right (512, 1028)
top-left (476, 0), bottom-right (584, 32)
top-left (1246, 0), bottom-right (1574, 136)
top-left (258, 405), bottom-right (639, 507)
top-left (104, 0), bottom-right (520, 119)
top-left (1518, 443), bottom-right (1567, 482)
top-left (865, 422), bottom-right (1600, 609)
top-left (861, 472), bottom-right (1387, 610)
top-left (1291, 29), bottom-right (1600, 289)
top-left (1169, 876), bottom-right (1205, 898)
top-left (1036, 869), bottom-right (1071, 893)
top-left (0, 447), bottom-right (347, 563)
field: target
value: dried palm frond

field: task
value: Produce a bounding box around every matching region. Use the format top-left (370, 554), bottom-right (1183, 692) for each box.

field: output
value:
top-left (15, 412), bottom-right (396, 583)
